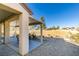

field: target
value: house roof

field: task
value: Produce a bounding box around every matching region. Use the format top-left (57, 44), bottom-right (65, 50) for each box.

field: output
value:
top-left (19, 3), bottom-right (32, 15)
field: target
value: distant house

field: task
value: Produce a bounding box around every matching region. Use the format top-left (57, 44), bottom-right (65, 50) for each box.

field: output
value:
top-left (62, 27), bottom-right (75, 30)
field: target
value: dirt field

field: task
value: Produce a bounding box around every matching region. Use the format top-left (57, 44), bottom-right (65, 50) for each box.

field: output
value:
top-left (30, 29), bottom-right (79, 39)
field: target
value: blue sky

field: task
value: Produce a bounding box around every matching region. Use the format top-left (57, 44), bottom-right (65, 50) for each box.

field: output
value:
top-left (27, 3), bottom-right (79, 28)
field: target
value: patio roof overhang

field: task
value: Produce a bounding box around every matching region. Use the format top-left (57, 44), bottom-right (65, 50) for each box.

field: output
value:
top-left (0, 4), bottom-right (42, 26)
top-left (15, 17), bottom-right (43, 27)
top-left (0, 4), bottom-right (22, 15)
top-left (29, 17), bottom-right (43, 25)
top-left (20, 3), bottom-right (32, 15)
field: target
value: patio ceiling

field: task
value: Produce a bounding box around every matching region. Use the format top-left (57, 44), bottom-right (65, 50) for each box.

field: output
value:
top-left (29, 17), bottom-right (43, 25)
top-left (0, 4), bottom-right (21, 23)
top-left (0, 4), bottom-right (21, 15)
top-left (0, 9), bottom-right (15, 22)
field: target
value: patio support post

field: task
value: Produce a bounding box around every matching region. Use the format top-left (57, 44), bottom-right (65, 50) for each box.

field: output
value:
top-left (40, 24), bottom-right (43, 43)
top-left (19, 14), bottom-right (29, 56)
top-left (4, 20), bottom-right (10, 44)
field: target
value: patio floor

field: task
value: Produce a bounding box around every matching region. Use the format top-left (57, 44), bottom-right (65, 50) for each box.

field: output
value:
top-left (0, 38), bottom-right (79, 56)
top-left (28, 38), bottom-right (79, 56)
top-left (0, 43), bottom-right (19, 56)
top-left (9, 36), bottom-right (41, 52)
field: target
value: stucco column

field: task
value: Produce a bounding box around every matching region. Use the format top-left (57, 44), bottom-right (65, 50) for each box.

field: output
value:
top-left (19, 14), bottom-right (29, 56)
top-left (40, 24), bottom-right (43, 43)
top-left (4, 20), bottom-right (10, 44)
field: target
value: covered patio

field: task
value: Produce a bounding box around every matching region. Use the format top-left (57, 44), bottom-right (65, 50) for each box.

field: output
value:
top-left (0, 3), bottom-right (43, 55)
top-left (8, 16), bottom-right (43, 52)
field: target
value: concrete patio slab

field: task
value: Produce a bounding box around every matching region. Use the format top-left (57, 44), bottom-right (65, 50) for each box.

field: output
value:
top-left (0, 38), bottom-right (79, 56)
top-left (28, 38), bottom-right (79, 56)
top-left (9, 37), bottom-right (41, 52)
top-left (0, 44), bottom-right (19, 56)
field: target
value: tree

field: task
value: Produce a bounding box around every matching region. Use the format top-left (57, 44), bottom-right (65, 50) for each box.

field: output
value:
top-left (47, 26), bottom-right (60, 30)
top-left (40, 16), bottom-right (46, 29)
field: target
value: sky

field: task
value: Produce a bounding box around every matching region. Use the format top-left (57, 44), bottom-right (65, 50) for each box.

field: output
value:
top-left (27, 3), bottom-right (79, 28)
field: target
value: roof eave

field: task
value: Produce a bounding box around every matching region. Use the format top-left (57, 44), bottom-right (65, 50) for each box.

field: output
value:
top-left (19, 3), bottom-right (33, 15)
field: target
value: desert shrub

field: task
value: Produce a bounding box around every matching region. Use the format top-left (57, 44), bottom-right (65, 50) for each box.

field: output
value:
top-left (70, 33), bottom-right (79, 43)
